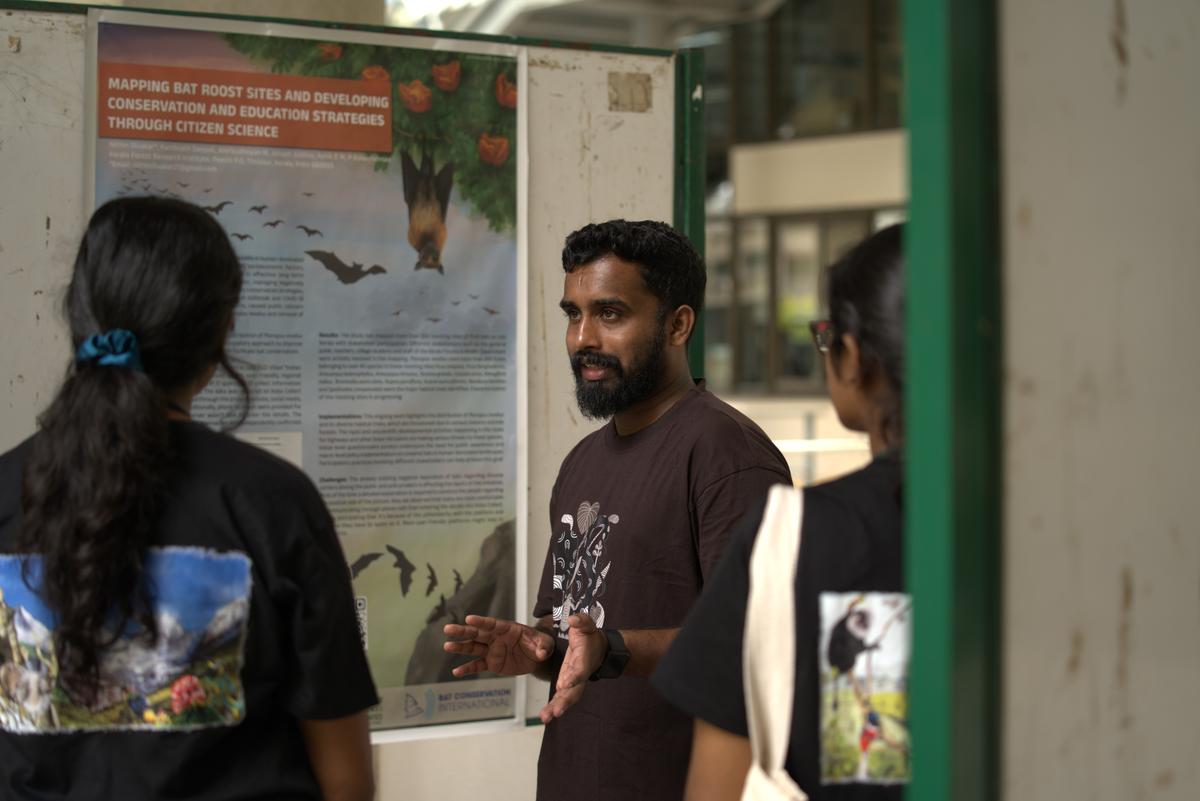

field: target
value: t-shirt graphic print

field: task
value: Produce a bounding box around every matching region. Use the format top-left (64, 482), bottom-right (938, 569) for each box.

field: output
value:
top-left (819, 591), bottom-right (912, 786)
top-left (550, 500), bottom-right (617, 636)
top-left (0, 547), bottom-right (251, 733)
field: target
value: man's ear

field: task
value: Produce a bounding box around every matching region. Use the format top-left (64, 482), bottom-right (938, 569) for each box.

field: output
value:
top-left (667, 305), bottom-right (695, 347)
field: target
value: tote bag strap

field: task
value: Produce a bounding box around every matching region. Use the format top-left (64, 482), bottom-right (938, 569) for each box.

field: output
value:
top-left (740, 484), bottom-right (808, 800)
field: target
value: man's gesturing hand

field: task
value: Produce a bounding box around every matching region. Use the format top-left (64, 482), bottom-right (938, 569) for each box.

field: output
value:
top-left (539, 612), bottom-right (607, 722)
top-left (442, 615), bottom-right (555, 678)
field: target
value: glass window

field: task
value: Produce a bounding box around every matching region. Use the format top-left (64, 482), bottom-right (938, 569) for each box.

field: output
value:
top-left (730, 19), bottom-right (772, 143)
top-left (735, 219), bottom-right (771, 391)
top-left (776, 0), bottom-right (871, 138)
top-left (705, 209), bottom-right (899, 397)
top-left (871, 0), bottom-right (903, 129)
top-left (704, 219), bottom-right (735, 394)
top-left (704, 0), bottom-right (903, 149)
top-left (773, 221), bottom-right (822, 392)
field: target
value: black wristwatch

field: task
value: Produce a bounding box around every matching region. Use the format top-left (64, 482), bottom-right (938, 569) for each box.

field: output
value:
top-left (588, 628), bottom-right (630, 681)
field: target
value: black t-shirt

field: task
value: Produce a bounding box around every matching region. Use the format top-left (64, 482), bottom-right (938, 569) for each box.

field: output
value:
top-left (0, 421), bottom-right (378, 800)
top-left (653, 453), bottom-right (908, 800)
top-left (532, 384), bottom-right (792, 801)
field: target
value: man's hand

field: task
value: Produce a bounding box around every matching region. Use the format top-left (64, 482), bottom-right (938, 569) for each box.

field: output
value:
top-left (539, 612), bottom-right (607, 722)
top-left (443, 614), bottom-right (555, 678)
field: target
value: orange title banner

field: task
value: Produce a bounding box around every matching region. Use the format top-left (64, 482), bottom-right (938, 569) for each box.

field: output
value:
top-left (98, 62), bottom-right (392, 153)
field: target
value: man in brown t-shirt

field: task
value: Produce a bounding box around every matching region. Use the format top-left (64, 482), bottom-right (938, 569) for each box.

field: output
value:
top-left (444, 220), bottom-right (791, 801)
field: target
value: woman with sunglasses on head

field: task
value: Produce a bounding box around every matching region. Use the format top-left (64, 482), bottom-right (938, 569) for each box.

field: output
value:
top-left (0, 197), bottom-right (376, 801)
top-left (653, 224), bottom-right (907, 800)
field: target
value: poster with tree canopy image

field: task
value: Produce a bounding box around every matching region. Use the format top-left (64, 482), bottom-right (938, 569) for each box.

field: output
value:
top-left (89, 9), bottom-right (524, 731)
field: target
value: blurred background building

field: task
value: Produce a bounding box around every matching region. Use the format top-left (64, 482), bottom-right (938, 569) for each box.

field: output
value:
top-left (69, 0), bottom-right (903, 483)
top-left (392, 0), bottom-right (906, 484)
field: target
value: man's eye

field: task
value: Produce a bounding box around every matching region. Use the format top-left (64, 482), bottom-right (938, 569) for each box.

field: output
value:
top-left (601, 309), bottom-right (619, 320)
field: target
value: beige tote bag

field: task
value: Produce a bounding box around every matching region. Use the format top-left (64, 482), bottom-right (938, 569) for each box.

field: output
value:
top-left (740, 484), bottom-right (809, 801)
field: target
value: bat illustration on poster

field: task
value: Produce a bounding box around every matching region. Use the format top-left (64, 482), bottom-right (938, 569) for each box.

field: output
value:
top-left (401, 153), bottom-right (453, 276)
top-left (386, 546), bottom-right (417, 597)
top-left (305, 250), bottom-right (387, 285)
top-left (425, 563), bottom-right (438, 597)
top-left (350, 552), bottom-right (383, 579)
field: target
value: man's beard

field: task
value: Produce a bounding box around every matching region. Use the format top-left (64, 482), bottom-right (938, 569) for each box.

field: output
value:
top-left (570, 326), bottom-right (667, 421)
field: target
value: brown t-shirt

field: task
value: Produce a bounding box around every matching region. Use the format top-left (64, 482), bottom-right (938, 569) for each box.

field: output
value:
top-left (533, 383), bottom-right (791, 801)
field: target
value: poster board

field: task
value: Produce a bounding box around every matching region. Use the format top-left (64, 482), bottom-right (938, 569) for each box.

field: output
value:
top-left (0, 4), bottom-right (676, 742)
top-left (88, 7), bottom-right (525, 734)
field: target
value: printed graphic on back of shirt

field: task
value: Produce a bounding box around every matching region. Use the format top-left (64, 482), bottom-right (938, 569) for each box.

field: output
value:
top-left (550, 500), bottom-right (616, 638)
top-left (0, 547), bottom-right (251, 733)
top-left (819, 591), bottom-right (912, 785)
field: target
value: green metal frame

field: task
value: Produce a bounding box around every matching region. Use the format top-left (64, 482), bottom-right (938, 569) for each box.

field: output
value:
top-left (673, 48), bottom-right (706, 379)
top-left (904, 1), bottom-right (1001, 800)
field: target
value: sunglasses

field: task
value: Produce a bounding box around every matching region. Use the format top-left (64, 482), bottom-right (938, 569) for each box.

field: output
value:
top-left (809, 319), bottom-right (834, 353)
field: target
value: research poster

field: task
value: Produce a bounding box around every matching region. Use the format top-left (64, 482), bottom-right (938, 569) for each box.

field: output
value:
top-left (89, 10), bottom-right (524, 731)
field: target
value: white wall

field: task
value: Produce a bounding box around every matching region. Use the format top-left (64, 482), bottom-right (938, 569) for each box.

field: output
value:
top-left (0, 7), bottom-right (674, 800)
top-left (730, 129), bottom-right (907, 215)
top-left (1002, 1), bottom-right (1200, 798)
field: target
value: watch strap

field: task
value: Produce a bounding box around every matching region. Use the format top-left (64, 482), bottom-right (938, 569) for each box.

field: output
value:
top-left (589, 628), bottom-right (630, 681)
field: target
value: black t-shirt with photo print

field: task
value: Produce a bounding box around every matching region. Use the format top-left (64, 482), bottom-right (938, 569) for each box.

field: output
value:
top-left (0, 420), bottom-right (378, 801)
top-left (653, 452), bottom-right (907, 800)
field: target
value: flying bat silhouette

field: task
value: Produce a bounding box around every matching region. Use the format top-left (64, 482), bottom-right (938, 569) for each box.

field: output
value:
top-left (482, 307), bottom-right (498, 315)
top-left (401, 152), bottom-right (454, 275)
top-left (249, 204), bottom-right (268, 213)
top-left (350, 552), bottom-right (383, 579)
top-left (306, 250), bottom-right (387, 285)
top-left (203, 201), bottom-right (232, 214)
top-left (202, 188), bottom-right (213, 194)
top-left (296, 224), bottom-right (323, 237)
top-left (263, 219), bottom-right (285, 228)
top-left (468, 294), bottom-right (479, 300)
top-left (425, 594), bottom-right (448, 625)
top-left (426, 317), bottom-right (441, 323)
top-left (385, 545), bottom-right (416, 596)
top-left (231, 233), bottom-right (253, 241)
top-left (301, 191), bottom-right (315, 197)
top-left (425, 563), bottom-right (438, 597)
top-left (452, 568), bottom-right (463, 594)
top-left (450, 301), bottom-right (461, 306)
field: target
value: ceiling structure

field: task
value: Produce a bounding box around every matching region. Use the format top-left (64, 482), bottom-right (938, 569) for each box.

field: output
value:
top-left (392, 0), bottom-right (786, 48)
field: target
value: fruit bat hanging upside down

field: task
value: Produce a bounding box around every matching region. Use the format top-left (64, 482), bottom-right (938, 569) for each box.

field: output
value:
top-left (401, 152), bottom-right (454, 275)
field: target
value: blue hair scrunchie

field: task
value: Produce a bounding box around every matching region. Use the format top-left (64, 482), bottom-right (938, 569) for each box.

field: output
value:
top-left (75, 329), bottom-right (144, 371)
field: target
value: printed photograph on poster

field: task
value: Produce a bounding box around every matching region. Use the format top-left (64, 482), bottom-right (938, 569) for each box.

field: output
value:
top-left (819, 591), bottom-right (912, 785)
top-left (89, 10), bottom-right (522, 731)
